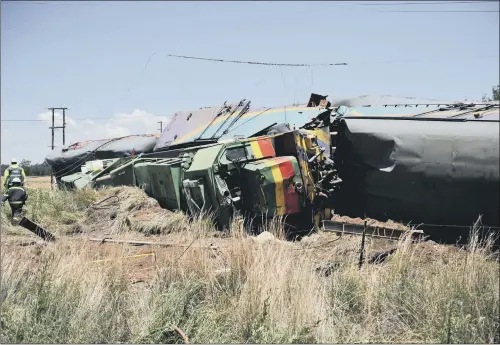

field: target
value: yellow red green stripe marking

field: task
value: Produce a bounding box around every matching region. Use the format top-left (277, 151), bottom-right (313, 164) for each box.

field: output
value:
top-left (249, 138), bottom-right (276, 159)
top-left (258, 156), bottom-right (301, 215)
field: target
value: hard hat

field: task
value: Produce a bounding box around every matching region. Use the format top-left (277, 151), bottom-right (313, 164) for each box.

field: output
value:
top-left (11, 177), bottom-right (21, 184)
top-left (11, 158), bottom-right (17, 164)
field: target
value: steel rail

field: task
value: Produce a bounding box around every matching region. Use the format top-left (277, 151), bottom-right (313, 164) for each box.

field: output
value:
top-left (321, 220), bottom-right (426, 241)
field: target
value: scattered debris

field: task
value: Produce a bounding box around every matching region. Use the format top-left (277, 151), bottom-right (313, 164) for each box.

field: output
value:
top-left (162, 325), bottom-right (189, 344)
top-left (368, 248), bottom-right (398, 264)
top-left (90, 252), bottom-right (155, 264)
top-left (173, 326), bottom-right (189, 344)
top-left (254, 231), bottom-right (276, 245)
top-left (83, 237), bottom-right (211, 249)
top-left (214, 268), bottom-right (231, 275)
top-left (315, 260), bottom-right (341, 277)
top-left (314, 247), bottom-right (399, 277)
top-left (18, 217), bottom-right (56, 242)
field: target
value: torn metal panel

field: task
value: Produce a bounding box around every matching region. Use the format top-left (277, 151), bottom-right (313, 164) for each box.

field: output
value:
top-left (329, 94), bottom-right (461, 108)
top-left (447, 105), bottom-right (499, 121)
top-left (330, 102), bottom-right (499, 121)
top-left (332, 117), bottom-right (500, 229)
top-left (45, 134), bottom-right (159, 179)
top-left (217, 107), bottom-right (324, 141)
top-left (307, 93), bottom-right (331, 108)
top-left (153, 105), bottom-right (228, 151)
top-left (156, 104), bottom-right (326, 150)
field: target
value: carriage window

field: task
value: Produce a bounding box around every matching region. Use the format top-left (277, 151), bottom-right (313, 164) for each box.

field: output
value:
top-left (225, 147), bottom-right (247, 162)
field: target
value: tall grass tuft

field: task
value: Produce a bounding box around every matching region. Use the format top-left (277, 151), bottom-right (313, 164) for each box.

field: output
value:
top-left (1, 187), bottom-right (499, 343)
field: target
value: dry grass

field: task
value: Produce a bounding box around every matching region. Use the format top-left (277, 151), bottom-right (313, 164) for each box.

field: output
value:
top-left (1, 187), bottom-right (499, 343)
top-left (25, 176), bottom-right (53, 189)
top-left (1, 176), bottom-right (53, 190)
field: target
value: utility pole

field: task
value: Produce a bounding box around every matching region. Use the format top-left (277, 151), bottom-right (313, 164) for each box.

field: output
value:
top-left (47, 107), bottom-right (68, 188)
top-left (158, 121), bottom-right (163, 133)
top-left (62, 107), bottom-right (66, 145)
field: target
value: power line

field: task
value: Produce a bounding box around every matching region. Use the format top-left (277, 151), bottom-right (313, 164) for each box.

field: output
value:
top-left (165, 53), bottom-right (498, 68)
top-left (5, 101), bottom-right (497, 125)
top-left (1, 119), bottom-right (48, 122)
top-left (166, 54), bottom-right (348, 67)
top-left (1, 115), bottom-right (171, 122)
top-left (2, 52), bottom-right (497, 123)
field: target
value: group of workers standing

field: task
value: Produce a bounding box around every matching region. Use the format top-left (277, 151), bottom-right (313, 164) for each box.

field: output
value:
top-left (1, 158), bottom-right (28, 222)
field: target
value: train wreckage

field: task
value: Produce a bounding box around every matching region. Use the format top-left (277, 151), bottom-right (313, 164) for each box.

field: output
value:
top-left (44, 93), bottom-right (500, 244)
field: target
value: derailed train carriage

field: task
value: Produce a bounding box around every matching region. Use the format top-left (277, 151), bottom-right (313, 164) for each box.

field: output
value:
top-left (330, 99), bottom-right (499, 243)
top-left (331, 115), bottom-right (499, 243)
top-left (45, 95), bottom-right (500, 243)
top-left (45, 133), bottom-right (160, 188)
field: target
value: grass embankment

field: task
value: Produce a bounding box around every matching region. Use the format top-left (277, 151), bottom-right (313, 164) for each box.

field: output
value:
top-left (1, 187), bottom-right (499, 343)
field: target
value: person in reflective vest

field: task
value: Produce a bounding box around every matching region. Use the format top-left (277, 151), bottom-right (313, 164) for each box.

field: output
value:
top-left (1, 177), bottom-right (28, 221)
top-left (3, 158), bottom-right (26, 189)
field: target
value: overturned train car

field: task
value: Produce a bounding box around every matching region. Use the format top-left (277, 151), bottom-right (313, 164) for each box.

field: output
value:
top-left (89, 124), bottom-right (337, 232)
top-left (45, 134), bottom-right (160, 185)
top-left (331, 116), bottom-right (500, 243)
top-left (50, 98), bottom-right (500, 243)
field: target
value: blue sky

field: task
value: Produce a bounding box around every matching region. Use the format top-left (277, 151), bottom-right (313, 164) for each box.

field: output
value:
top-left (1, 0), bottom-right (499, 164)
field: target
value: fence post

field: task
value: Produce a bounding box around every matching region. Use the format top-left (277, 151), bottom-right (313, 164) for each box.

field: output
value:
top-left (358, 220), bottom-right (367, 269)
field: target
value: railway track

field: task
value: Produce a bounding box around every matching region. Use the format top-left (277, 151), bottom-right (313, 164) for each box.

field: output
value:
top-left (14, 215), bottom-right (425, 246)
top-left (321, 220), bottom-right (426, 241)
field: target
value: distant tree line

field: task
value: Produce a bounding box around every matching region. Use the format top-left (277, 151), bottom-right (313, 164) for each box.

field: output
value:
top-left (1, 160), bottom-right (52, 177)
top-left (482, 84), bottom-right (500, 102)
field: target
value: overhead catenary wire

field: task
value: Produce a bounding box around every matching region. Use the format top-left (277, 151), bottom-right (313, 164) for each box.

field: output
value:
top-left (164, 53), bottom-right (498, 68)
top-left (2, 53), bottom-right (498, 123)
top-left (4, 1), bottom-right (496, 166)
top-left (3, 100), bottom-right (499, 124)
top-left (125, 52), bottom-right (157, 93)
top-left (3, 99), bottom-right (498, 124)
top-left (1, 115), bottom-right (172, 122)
top-left (222, 108), bottom-right (273, 135)
top-left (165, 53), bottom-right (348, 67)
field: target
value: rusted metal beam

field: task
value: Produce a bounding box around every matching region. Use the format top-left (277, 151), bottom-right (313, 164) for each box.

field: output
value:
top-left (321, 220), bottom-right (425, 241)
top-left (18, 217), bottom-right (56, 242)
top-left (83, 237), bottom-right (211, 249)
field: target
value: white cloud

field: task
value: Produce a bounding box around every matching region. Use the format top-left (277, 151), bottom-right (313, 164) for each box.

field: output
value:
top-left (36, 109), bottom-right (170, 147)
top-left (1, 109), bottom-right (170, 164)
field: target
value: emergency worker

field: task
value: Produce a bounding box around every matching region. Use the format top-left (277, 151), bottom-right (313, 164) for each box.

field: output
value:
top-left (3, 158), bottom-right (26, 189)
top-left (1, 177), bottom-right (28, 221)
